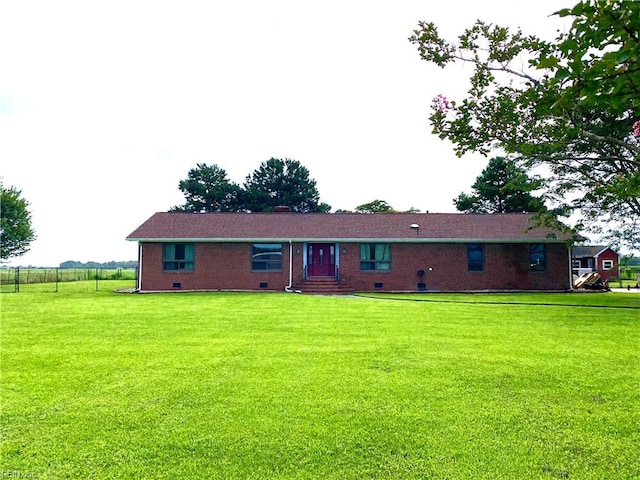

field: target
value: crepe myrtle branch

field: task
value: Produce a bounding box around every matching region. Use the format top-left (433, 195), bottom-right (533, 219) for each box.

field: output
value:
top-left (410, 20), bottom-right (545, 86)
top-left (579, 128), bottom-right (640, 156)
top-left (541, 158), bottom-right (638, 184)
top-left (536, 111), bottom-right (640, 158)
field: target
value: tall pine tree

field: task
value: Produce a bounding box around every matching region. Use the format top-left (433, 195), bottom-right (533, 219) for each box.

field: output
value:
top-left (454, 157), bottom-right (546, 213)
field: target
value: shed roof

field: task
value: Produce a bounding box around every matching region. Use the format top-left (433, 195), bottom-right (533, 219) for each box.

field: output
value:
top-left (572, 245), bottom-right (616, 258)
top-left (126, 212), bottom-right (573, 243)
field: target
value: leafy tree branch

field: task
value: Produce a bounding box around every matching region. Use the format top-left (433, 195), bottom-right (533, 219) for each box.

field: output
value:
top-left (410, 0), bottom-right (640, 250)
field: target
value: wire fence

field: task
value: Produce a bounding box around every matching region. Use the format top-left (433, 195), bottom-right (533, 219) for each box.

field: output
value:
top-left (0, 267), bottom-right (137, 293)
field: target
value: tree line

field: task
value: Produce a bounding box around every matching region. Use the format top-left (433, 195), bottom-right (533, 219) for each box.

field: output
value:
top-left (1, 154), bottom-right (547, 263)
top-left (174, 156), bottom-right (545, 215)
top-left (171, 158), bottom-right (331, 213)
top-left (58, 260), bottom-right (138, 269)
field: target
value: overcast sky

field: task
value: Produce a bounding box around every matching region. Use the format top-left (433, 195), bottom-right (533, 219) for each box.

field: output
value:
top-left (1, 1), bottom-right (570, 267)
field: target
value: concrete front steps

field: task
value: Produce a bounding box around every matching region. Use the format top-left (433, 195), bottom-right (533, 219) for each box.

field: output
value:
top-left (298, 276), bottom-right (353, 295)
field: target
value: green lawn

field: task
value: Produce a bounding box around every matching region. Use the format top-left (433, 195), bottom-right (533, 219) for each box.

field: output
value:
top-left (1, 283), bottom-right (639, 479)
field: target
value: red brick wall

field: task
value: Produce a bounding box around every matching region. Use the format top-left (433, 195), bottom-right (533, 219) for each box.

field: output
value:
top-left (139, 242), bottom-right (305, 292)
top-left (139, 241), bottom-right (570, 292)
top-left (336, 242), bottom-right (570, 292)
top-left (596, 248), bottom-right (619, 281)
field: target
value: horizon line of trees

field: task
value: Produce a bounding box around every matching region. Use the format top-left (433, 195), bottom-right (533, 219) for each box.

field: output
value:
top-left (58, 260), bottom-right (137, 269)
top-left (172, 156), bottom-right (547, 216)
top-left (172, 159), bottom-right (430, 215)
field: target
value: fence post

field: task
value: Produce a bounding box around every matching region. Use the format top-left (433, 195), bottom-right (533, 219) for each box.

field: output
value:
top-left (95, 268), bottom-right (99, 291)
top-left (15, 267), bottom-right (20, 293)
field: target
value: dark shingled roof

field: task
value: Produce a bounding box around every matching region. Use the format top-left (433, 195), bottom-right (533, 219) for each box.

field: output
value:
top-left (572, 246), bottom-right (612, 258)
top-left (126, 212), bottom-right (572, 243)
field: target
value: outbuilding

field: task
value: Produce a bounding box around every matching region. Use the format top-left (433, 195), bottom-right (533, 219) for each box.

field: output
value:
top-left (571, 245), bottom-right (620, 282)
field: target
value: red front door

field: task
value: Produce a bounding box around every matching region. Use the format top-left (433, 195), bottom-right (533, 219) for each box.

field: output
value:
top-left (307, 243), bottom-right (336, 277)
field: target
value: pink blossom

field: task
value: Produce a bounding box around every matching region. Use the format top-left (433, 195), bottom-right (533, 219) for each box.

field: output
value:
top-left (633, 120), bottom-right (640, 137)
top-left (431, 94), bottom-right (451, 113)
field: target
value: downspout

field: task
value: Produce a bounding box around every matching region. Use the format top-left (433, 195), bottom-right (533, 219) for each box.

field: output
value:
top-left (568, 245), bottom-right (574, 291)
top-left (284, 240), bottom-right (302, 293)
top-left (137, 242), bottom-right (143, 292)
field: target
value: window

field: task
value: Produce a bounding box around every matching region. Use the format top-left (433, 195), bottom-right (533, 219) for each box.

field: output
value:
top-left (530, 244), bottom-right (546, 272)
top-left (467, 244), bottom-right (484, 271)
top-left (252, 243), bottom-right (283, 271)
top-left (360, 244), bottom-right (391, 271)
top-left (163, 243), bottom-right (195, 271)
top-left (602, 260), bottom-right (614, 270)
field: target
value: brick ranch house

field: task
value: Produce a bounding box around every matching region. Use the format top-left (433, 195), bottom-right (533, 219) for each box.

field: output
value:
top-left (126, 212), bottom-right (575, 293)
top-left (571, 245), bottom-right (620, 282)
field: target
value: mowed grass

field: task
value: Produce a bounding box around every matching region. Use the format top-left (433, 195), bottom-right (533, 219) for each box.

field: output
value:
top-left (1, 283), bottom-right (639, 479)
